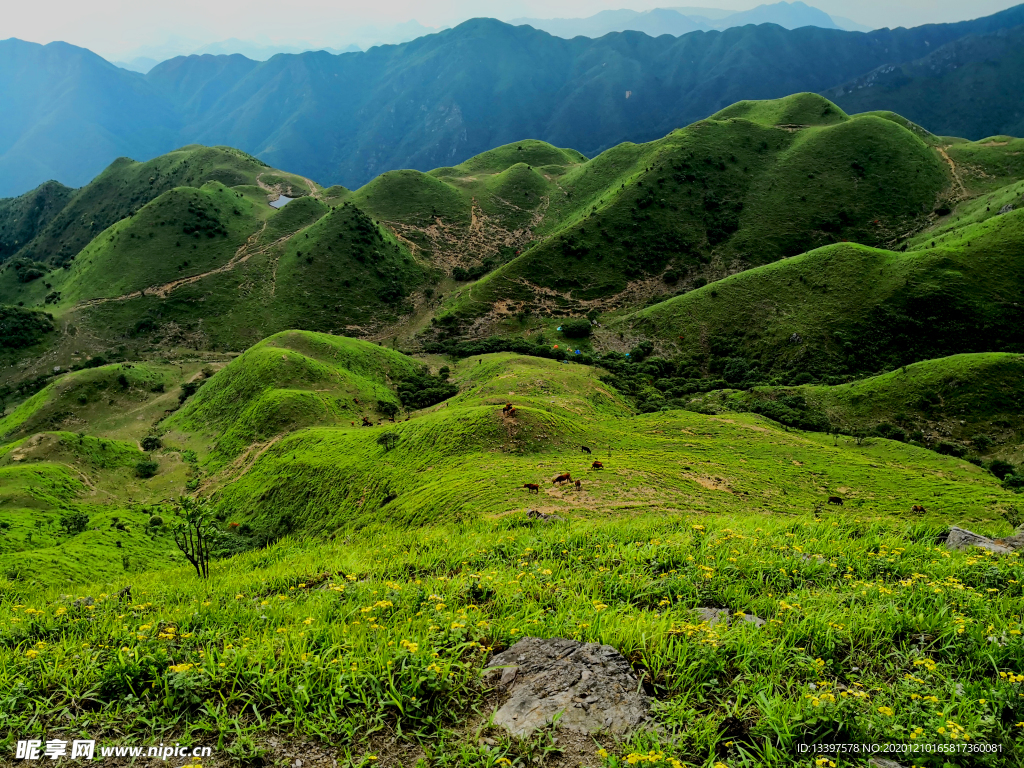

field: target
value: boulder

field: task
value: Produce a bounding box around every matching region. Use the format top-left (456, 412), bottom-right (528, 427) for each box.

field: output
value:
top-left (483, 637), bottom-right (649, 737)
top-left (944, 526), bottom-right (1013, 554)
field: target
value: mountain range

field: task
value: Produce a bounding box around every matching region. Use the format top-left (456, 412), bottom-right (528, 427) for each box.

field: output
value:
top-left (509, 1), bottom-right (867, 39)
top-left (2, 5), bottom-right (1024, 198)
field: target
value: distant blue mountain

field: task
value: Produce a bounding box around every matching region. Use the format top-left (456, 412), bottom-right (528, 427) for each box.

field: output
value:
top-left (2, 4), bottom-right (1024, 198)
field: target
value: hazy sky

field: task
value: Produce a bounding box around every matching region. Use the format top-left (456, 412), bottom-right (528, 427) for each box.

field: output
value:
top-left (5, 0), bottom-right (1021, 58)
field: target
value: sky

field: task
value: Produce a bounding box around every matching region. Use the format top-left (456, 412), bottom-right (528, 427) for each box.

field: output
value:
top-left (4, 0), bottom-right (1021, 59)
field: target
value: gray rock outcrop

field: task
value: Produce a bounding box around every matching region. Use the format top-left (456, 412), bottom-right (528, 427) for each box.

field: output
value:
top-left (483, 637), bottom-right (649, 737)
top-left (944, 526), bottom-right (1014, 554)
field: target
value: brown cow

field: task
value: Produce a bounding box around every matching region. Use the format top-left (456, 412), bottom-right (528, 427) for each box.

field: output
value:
top-left (524, 483), bottom-right (540, 494)
top-left (361, 416), bottom-right (373, 427)
top-left (827, 496), bottom-right (843, 506)
top-left (592, 461), bottom-right (604, 470)
top-left (502, 403), bottom-right (514, 415)
top-left (912, 504), bottom-right (926, 513)
top-left (574, 479), bottom-right (582, 491)
top-left (553, 473), bottom-right (571, 485)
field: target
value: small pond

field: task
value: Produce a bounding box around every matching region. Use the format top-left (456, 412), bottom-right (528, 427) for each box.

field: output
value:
top-left (270, 195), bottom-right (294, 209)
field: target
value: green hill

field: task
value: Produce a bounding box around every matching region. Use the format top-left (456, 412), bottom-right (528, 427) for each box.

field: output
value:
top-left (438, 95), bottom-right (952, 326)
top-left (0, 180), bottom-right (75, 262)
top-left (164, 331), bottom-right (423, 463)
top-left (682, 353), bottom-right (1024, 463)
top-left (620, 206), bottom-right (1024, 384)
top-left (4, 145), bottom-right (309, 269)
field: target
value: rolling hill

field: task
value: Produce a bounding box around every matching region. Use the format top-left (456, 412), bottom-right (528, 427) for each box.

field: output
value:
top-left (5, 4), bottom-right (1024, 196)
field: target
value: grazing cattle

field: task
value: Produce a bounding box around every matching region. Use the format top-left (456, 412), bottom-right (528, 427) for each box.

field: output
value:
top-left (524, 483), bottom-right (540, 494)
top-left (581, 446), bottom-right (592, 454)
top-left (592, 461), bottom-right (604, 470)
top-left (912, 504), bottom-right (926, 513)
top-left (553, 473), bottom-right (571, 485)
top-left (502, 403), bottom-right (514, 415)
top-left (574, 479), bottom-right (582, 491)
top-left (354, 398), bottom-right (360, 404)
top-left (361, 416), bottom-right (373, 427)
top-left (827, 496), bottom-right (843, 506)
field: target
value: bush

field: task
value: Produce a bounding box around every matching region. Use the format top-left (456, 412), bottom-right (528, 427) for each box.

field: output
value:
top-left (935, 442), bottom-right (966, 458)
top-left (396, 368), bottom-right (458, 410)
top-left (988, 459), bottom-right (1016, 480)
top-left (135, 459), bottom-right (159, 478)
top-left (873, 422), bottom-right (907, 442)
top-left (377, 432), bottom-right (400, 451)
top-left (59, 510), bottom-right (89, 535)
top-left (377, 400), bottom-right (400, 418)
top-left (1002, 474), bottom-right (1024, 492)
top-left (561, 319), bottom-right (592, 339)
top-left (178, 379), bottom-right (206, 404)
top-left (141, 436), bottom-right (162, 451)
top-left (0, 306), bottom-right (55, 349)
top-left (148, 515), bottom-right (164, 527)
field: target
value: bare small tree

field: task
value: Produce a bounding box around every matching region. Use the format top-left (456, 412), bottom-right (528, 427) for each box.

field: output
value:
top-left (172, 497), bottom-right (218, 579)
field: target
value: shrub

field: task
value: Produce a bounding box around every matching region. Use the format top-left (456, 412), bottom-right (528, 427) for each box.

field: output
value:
top-left (135, 459), bottom-right (159, 478)
top-left (59, 510), bottom-right (89, 535)
top-left (178, 379), bottom-right (205, 404)
top-left (561, 320), bottom-right (592, 338)
top-left (988, 460), bottom-right (1016, 480)
top-left (1002, 474), bottom-right (1024, 492)
top-left (148, 515), bottom-right (164, 527)
top-left (141, 436), bottom-right (162, 451)
top-left (935, 442), bottom-right (966, 458)
top-left (377, 400), bottom-right (400, 418)
top-left (377, 432), bottom-right (400, 451)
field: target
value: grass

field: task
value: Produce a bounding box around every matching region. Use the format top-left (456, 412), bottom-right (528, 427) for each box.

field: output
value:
top-left (440, 94), bottom-right (952, 324)
top-left (621, 206), bottom-right (1024, 381)
top-left (164, 331), bottom-right (424, 465)
top-left (1, 511), bottom-right (1022, 766)
top-left (682, 353), bottom-right (1024, 463)
top-left (0, 334), bottom-right (1022, 764)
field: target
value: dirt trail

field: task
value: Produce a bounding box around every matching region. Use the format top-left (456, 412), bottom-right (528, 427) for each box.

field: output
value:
top-left (937, 146), bottom-right (968, 201)
top-left (74, 223), bottom-right (297, 309)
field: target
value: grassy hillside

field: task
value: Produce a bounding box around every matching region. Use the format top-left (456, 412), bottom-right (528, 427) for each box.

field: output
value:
top-left (0, 180), bottom-right (75, 262)
top-left (682, 353), bottom-right (1024, 462)
top-left (1, 339), bottom-right (1023, 764)
top-left (6, 145), bottom-right (308, 268)
top-left (165, 331), bottom-right (424, 463)
top-left (210, 350), bottom-right (1015, 538)
top-left (0, 362), bottom-right (174, 444)
top-left (620, 206), bottom-right (1024, 383)
top-left (438, 95), bottom-right (952, 326)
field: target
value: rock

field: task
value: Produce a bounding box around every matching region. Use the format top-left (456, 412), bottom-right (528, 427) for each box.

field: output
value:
top-left (998, 204), bottom-right (1015, 215)
top-left (694, 607), bottom-right (765, 627)
top-left (483, 637), bottom-right (649, 737)
top-left (944, 526), bottom-right (1013, 554)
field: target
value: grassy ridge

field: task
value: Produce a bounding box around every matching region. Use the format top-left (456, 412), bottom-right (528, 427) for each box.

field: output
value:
top-left (212, 352), bottom-right (1013, 538)
top-left (442, 95), bottom-right (951, 322)
top-left (7, 146), bottom-right (304, 268)
top-left (0, 363), bottom-right (169, 443)
top-left (623, 207), bottom-right (1024, 380)
top-left (166, 331), bottom-right (424, 463)
top-left (685, 353), bottom-right (1024, 462)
